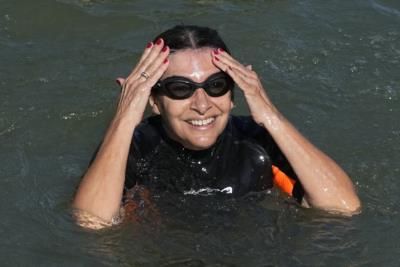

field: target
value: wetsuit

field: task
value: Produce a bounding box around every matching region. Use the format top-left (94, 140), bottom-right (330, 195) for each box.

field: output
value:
top-left (124, 115), bottom-right (304, 202)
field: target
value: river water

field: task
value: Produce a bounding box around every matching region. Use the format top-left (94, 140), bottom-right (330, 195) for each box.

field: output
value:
top-left (1, 0), bottom-right (399, 266)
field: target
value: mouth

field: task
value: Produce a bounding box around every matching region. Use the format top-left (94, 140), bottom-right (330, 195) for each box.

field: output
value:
top-left (186, 116), bottom-right (216, 127)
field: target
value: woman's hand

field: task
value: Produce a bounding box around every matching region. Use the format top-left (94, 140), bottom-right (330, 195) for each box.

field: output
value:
top-left (211, 48), bottom-right (277, 125)
top-left (73, 39), bottom-right (170, 227)
top-left (115, 38), bottom-right (170, 126)
top-left (211, 48), bottom-right (360, 214)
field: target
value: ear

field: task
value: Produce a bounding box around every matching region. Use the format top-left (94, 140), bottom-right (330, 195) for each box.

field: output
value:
top-left (230, 91), bottom-right (235, 110)
top-left (149, 95), bottom-right (161, 115)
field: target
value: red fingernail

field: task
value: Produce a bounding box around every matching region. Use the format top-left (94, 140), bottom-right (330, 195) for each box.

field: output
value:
top-left (156, 38), bottom-right (162, 45)
top-left (146, 42), bottom-right (153, 48)
top-left (218, 48), bottom-right (224, 53)
top-left (214, 56), bottom-right (220, 61)
top-left (213, 49), bottom-right (219, 55)
top-left (163, 58), bottom-right (169, 64)
top-left (162, 45), bottom-right (168, 52)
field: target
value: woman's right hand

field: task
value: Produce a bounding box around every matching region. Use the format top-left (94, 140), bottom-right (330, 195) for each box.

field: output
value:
top-left (114, 38), bottom-right (170, 126)
top-left (72, 39), bottom-right (170, 227)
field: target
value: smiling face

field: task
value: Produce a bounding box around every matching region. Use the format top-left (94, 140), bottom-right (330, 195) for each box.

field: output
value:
top-left (150, 48), bottom-right (234, 150)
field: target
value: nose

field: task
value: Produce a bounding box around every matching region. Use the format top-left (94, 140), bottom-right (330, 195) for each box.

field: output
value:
top-left (190, 88), bottom-right (212, 115)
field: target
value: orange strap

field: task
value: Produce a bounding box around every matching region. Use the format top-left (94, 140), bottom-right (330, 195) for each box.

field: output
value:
top-left (272, 165), bottom-right (296, 196)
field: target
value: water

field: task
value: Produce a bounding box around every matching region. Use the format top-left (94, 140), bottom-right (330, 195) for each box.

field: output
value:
top-left (1, 0), bottom-right (399, 266)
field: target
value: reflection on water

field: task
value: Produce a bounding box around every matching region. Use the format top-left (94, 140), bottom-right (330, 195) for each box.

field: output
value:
top-left (1, 0), bottom-right (399, 266)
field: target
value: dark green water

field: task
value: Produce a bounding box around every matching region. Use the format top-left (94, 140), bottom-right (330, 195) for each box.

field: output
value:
top-left (1, 0), bottom-right (399, 266)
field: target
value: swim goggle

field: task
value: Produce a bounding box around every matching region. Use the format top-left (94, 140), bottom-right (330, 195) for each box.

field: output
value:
top-left (152, 72), bottom-right (234, 100)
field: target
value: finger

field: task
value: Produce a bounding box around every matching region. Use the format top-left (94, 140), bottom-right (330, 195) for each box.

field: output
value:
top-left (214, 56), bottom-right (263, 98)
top-left (213, 49), bottom-right (243, 69)
top-left (212, 55), bottom-right (246, 83)
top-left (213, 51), bottom-right (270, 103)
top-left (214, 49), bottom-right (257, 79)
top-left (220, 54), bottom-right (254, 78)
top-left (228, 67), bottom-right (270, 103)
top-left (140, 58), bottom-right (170, 91)
top-left (129, 41), bottom-right (154, 75)
top-left (123, 50), bottom-right (167, 92)
top-left (134, 39), bottom-right (166, 77)
top-left (144, 47), bottom-right (170, 78)
top-left (126, 38), bottom-right (164, 82)
top-left (131, 43), bottom-right (169, 89)
top-left (137, 41), bottom-right (154, 66)
top-left (213, 57), bottom-right (249, 89)
top-left (226, 67), bottom-right (251, 91)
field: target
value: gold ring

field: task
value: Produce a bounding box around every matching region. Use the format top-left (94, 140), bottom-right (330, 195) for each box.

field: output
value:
top-left (140, 71), bottom-right (150, 79)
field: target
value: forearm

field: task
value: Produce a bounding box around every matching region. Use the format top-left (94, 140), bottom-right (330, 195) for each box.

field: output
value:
top-left (260, 106), bottom-right (360, 213)
top-left (211, 50), bottom-right (360, 213)
top-left (72, 39), bottom-right (169, 225)
top-left (72, 115), bottom-right (138, 221)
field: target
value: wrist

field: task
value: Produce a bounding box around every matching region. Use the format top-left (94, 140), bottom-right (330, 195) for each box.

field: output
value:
top-left (256, 107), bottom-right (286, 132)
top-left (102, 114), bottom-right (139, 146)
top-left (111, 110), bottom-right (142, 131)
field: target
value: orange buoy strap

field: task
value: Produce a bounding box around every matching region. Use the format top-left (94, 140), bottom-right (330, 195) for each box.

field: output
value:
top-left (272, 165), bottom-right (296, 196)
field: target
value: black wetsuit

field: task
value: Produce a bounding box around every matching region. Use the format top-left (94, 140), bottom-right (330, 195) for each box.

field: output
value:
top-left (125, 115), bottom-right (304, 201)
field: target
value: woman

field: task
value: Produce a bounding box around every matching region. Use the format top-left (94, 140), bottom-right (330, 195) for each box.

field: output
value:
top-left (73, 25), bottom-right (360, 229)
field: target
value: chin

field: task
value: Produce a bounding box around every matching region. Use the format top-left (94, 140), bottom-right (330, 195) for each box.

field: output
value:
top-left (184, 137), bottom-right (217, 151)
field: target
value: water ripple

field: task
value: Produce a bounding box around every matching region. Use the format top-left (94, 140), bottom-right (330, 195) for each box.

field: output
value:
top-left (370, 0), bottom-right (400, 17)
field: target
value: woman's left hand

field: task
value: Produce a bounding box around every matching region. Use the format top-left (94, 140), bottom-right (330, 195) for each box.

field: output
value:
top-left (211, 48), bottom-right (277, 125)
top-left (211, 48), bottom-right (361, 214)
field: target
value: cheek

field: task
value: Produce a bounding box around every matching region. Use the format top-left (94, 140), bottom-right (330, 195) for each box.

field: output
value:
top-left (214, 96), bottom-right (234, 112)
top-left (159, 98), bottom-right (189, 121)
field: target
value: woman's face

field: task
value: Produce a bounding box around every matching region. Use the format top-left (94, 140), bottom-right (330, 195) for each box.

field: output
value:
top-left (150, 48), bottom-right (233, 150)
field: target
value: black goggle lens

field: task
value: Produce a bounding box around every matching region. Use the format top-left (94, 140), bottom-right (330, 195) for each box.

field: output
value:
top-left (153, 72), bottom-right (233, 100)
top-left (164, 81), bottom-right (195, 99)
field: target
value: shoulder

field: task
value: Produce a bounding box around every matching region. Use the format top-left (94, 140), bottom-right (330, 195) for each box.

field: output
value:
top-left (228, 115), bottom-right (280, 158)
top-left (131, 115), bottom-right (164, 156)
top-left (134, 115), bottom-right (162, 138)
top-left (228, 115), bottom-right (272, 140)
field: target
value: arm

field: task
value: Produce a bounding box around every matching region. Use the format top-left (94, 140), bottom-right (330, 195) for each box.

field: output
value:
top-left (72, 39), bottom-right (170, 225)
top-left (212, 49), bottom-right (360, 214)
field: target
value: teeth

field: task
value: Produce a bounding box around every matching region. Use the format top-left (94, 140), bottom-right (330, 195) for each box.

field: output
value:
top-left (189, 117), bottom-right (215, 126)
